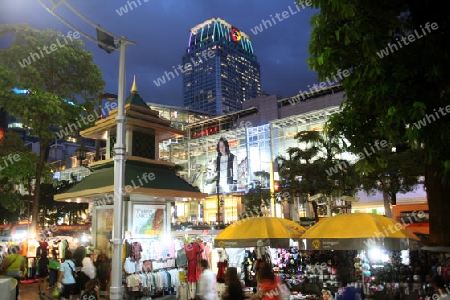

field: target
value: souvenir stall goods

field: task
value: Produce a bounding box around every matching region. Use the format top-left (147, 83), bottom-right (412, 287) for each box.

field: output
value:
top-left (213, 217), bottom-right (307, 299)
top-left (352, 250), bottom-right (425, 300)
top-left (123, 238), bottom-right (178, 299)
top-left (122, 236), bottom-right (212, 300)
top-left (265, 247), bottom-right (344, 297)
top-left (125, 268), bottom-right (185, 299)
top-left (301, 214), bottom-right (424, 300)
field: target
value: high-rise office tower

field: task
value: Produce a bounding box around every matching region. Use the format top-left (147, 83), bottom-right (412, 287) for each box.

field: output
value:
top-left (182, 18), bottom-right (261, 115)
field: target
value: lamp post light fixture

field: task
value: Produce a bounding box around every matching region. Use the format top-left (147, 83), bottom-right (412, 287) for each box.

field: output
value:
top-left (75, 140), bottom-right (88, 167)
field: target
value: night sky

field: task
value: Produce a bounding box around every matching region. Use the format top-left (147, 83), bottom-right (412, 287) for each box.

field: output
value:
top-left (1, 0), bottom-right (319, 107)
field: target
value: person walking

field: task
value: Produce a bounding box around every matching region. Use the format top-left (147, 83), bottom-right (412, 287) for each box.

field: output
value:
top-left (79, 256), bottom-right (96, 294)
top-left (222, 266), bottom-right (244, 300)
top-left (197, 259), bottom-right (216, 300)
top-left (48, 249), bottom-right (60, 290)
top-left (322, 289), bottom-right (334, 300)
top-left (80, 278), bottom-right (100, 300)
top-left (57, 250), bottom-right (78, 300)
top-left (37, 250), bottom-right (50, 295)
top-left (431, 275), bottom-right (450, 300)
top-left (3, 245), bottom-right (24, 300)
top-left (253, 263), bottom-right (289, 300)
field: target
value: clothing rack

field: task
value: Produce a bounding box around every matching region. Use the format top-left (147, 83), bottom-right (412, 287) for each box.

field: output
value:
top-left (125, 267), bottom-right (184, 298)
top-left (150, 266), bottom-right (178, 273)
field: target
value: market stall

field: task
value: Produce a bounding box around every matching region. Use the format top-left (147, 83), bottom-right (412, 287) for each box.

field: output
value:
top-left (213, 217), bottom-right (307, 298)
top-left (301, 213), bottom-right (422, 300)
top-left (214, 217), bottom-right (306, 248)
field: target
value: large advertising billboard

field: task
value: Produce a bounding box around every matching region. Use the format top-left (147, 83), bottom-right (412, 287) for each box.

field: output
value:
top-left (186, 136), bottom-right (249, 195)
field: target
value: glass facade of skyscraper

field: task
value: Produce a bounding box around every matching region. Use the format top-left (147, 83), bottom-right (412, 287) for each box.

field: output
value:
top-left (182, 18), bottom-right (261, 116)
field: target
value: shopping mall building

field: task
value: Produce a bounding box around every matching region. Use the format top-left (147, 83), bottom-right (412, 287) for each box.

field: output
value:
top-left (149, 85), bottom-right (427, 226)
top-left (151, 85), bottom-right (337, 223)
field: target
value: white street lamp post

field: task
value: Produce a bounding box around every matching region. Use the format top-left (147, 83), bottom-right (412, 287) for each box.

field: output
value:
top-left (110, 39), bottom-right (128, 300)
top-left (35, 2), bottom-right (135, 298)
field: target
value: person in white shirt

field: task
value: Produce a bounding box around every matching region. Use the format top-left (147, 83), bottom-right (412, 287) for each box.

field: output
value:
top-left (197, 259), bottom-right (216, 300)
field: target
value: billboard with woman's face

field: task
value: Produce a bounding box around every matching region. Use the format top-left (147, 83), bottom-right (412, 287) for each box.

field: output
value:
top-left (186, 136), bottom-right (248, 195)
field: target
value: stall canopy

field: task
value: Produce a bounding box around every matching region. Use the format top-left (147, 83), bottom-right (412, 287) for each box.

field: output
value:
top-left (214, 217), bottom-right (307, 248)
top-left (301, 213), bottom-right (421, 250)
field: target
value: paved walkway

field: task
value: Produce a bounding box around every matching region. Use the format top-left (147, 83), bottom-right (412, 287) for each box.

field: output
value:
top-left (18, 279), bottom-right (177, 299)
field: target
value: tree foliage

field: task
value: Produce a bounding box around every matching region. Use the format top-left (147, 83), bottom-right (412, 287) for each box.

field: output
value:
top-left (356, 147), bottom-right (424, 217)
top-left (0, 131), bottom-right (51, 223)
top-left (0, 132), bottom-right (36, 211)
top-left (0, 24), bottom-right (104, 234)
top-left (306, 0), bottom-right (450, 244)
top-left (242, 171), bottom-right (271, 217)
top-left (39, 180), bottom-right (88, 227)
top-left (276, 130), bottom-right (358, 221)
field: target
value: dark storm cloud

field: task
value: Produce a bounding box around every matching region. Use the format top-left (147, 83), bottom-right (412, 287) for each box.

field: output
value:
top-left (0, 0), bottom-right (319, 107)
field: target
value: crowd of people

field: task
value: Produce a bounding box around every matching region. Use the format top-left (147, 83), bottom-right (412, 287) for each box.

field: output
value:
top-left (193, 257), bottom-right (450, 300)
top-left (55, 249), bottom-right (100, 300)
top-left (195, 258), bottom-right (289, 300)
top-left (1, 244), bottom-right (103, 300)
top-left (4, 242), bottom-right (450, 300)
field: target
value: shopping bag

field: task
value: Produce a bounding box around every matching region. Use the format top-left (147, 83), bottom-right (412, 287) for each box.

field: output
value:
top-left (53, 287), bottom-right (60, 298)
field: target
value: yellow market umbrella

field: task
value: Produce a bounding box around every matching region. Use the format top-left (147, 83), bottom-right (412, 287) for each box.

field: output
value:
top-left (214, 217), bottom-right (307, 248)
top-left (301, 213), bottom-right (421, 250)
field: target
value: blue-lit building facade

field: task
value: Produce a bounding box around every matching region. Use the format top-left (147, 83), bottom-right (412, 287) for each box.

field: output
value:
top-left (182, 18), bottom-right (261, 115)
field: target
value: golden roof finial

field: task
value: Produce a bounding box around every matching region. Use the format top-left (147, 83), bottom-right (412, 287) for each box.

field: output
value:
top-left (131, 75), bottom-right (138, 93)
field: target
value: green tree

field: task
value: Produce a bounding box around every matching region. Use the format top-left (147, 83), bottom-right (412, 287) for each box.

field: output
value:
top-left (242, 171), bottom-right (271, 218)
top-left (356, 147), bottom-right (424, 218)
top-left (0, 131), bottom-right (40, 223)
top-left (306, 0), bottom-right (450, 245)
top-left (39, 180), bottom-right (88, 227)
top-left (276, 130), bottom-right (358, 222)
top-left (0, 24), bottom-right (104, 235)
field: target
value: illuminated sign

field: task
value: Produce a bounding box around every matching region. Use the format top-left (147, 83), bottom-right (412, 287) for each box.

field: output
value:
top-left (191, 126), bottom-right (219, 138)
top-left (231, 28), bottom-right (241, 42)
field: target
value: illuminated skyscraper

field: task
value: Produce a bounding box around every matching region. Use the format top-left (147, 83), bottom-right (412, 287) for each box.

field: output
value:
top-left (182, 18), bottom-right (261, 115)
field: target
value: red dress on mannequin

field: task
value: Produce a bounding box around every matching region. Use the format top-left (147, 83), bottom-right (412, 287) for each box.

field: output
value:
top-left (216, 249), bottom-right (229, 283)
top-left (217, 260), bottom-right (228, 283)
top-left (185, 242), bottom-right (202, 282)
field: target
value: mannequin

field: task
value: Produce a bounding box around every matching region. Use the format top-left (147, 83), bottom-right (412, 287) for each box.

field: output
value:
top-left (255, 241), bottom-right (271, 283)
top-left (216, 249), bottom-right (229, 283)
top-left (185, 241), bottom-right (202, 300)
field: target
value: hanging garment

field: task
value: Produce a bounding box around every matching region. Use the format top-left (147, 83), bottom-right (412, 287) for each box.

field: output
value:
top-left (216, 260), bottom-right (228, 283)
top-left (124, 257), bottom-right (136, 274)
top-left (185, 242), bottom-right (202, 282)
top-left (176, 249), bottom-right (188, 268)
top-left (130, 242), bottom-right (143, 261)
top-left (177, 282), bottom-right (188, 300)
